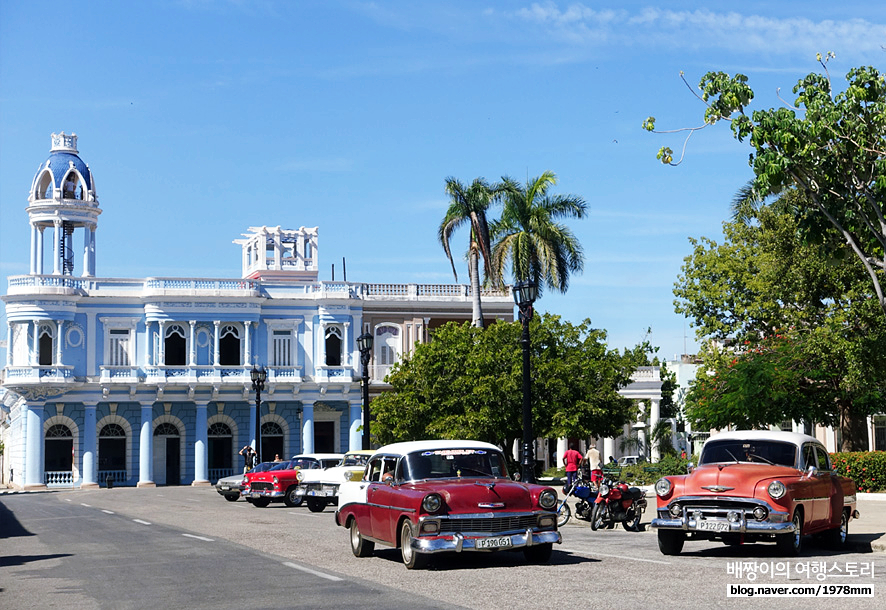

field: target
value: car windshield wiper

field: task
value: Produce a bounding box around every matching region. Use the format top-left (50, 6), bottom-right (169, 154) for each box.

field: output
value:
top-left (457, 466), bottom-right (494, 477)
top-left (746, 453), bottom-right (774, 465)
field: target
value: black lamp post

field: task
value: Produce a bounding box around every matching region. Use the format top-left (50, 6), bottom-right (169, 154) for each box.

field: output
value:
top-left (356, 332), bottom-right (374, 450)
top-left (513, 280), bottom-right (538, 484)
top-left (250, 365), bottom-right (267, 464)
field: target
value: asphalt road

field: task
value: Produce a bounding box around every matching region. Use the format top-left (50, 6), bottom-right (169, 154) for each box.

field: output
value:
top-left (2, 487), bottom-right (884, 609)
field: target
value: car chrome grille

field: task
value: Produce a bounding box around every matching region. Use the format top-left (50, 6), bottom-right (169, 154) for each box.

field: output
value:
top-left (250, 482), bottom-right (274, 491)
top-left (438, 514), bottom-right (538, 534)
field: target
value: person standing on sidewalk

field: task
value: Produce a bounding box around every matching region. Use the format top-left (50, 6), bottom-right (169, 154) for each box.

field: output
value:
top-left (563, 443), bottom-right (583, 487)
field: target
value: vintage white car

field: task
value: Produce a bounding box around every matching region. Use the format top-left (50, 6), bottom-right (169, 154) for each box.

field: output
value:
top-left (296, 449), bottom-right (375, 512)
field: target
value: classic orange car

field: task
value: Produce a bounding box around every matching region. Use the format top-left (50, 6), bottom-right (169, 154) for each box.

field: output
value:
top-left (651, 431), bottom-right (858, 556)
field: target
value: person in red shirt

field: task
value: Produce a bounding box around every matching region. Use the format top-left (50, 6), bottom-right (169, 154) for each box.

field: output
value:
top-left (562, 443), bottom-right (583, 487)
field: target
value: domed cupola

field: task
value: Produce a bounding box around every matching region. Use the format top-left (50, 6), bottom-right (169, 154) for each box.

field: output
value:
top-left (26, 132), bottom-right (102, 277)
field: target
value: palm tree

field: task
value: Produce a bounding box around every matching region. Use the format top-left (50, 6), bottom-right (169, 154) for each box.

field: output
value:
top-left (491, 171), bottom-right (587, 296)
top-left (438, 177), bottom-right (500, 328)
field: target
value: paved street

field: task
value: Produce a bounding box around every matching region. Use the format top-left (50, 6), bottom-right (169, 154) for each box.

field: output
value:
top-left (2, 487), bottom-right (884, 609)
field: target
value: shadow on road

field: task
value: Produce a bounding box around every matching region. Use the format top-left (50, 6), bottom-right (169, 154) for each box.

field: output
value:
top-left (0, 501), bottom-right (35, 539)
top-left (368, 547), bottom-right (599, 570)
top-left (0, 553), bottom-right (73, 568)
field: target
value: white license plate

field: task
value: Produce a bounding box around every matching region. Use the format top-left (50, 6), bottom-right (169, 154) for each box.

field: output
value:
top-left (221, 485), bottom-right (230, 490)
top-left (475, 536), bottom-right (513, 549)
top-left (696, 520), bottom-right (729, 532)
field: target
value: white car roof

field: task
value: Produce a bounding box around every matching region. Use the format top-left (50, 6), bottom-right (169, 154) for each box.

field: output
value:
top-left (706, 430), bottom-right (821, 448)
top-left (292, 453), bottom-right (345, 461)
top-left (373, 440), bottom-right (502, 456)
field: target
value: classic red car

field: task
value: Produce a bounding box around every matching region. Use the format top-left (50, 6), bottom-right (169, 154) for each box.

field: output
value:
top-left (245, 453), bottom-right (342, 508)
top-left (335, 440), bottom-right (561, 569)
top-left (651, 430), bottom-right (858, 556)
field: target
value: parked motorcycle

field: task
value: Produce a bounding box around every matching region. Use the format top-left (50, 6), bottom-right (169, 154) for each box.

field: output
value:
top-left (556, 477), bottom-right (596, 527)
top-left (590, 477), bottom-right (647, 532)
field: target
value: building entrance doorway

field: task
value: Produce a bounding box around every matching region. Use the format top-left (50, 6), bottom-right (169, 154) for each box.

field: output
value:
top-left (153, 423), bottom-right (180, 485)
top-left (314, 421), bottom-right (335, 453)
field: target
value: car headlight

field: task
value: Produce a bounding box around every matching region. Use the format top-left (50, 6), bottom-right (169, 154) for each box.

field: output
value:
top-left (767, 480), bottom-right (786, 500)
top-left (296, 470), bottom-right (304, 482)
top-left (655, 478), bottom-right (673, 497)
top-left (539, 489), bottom-right (557, 510)
top-left (422, 493), bottom-right (443, 513)
top-left (272, 476), bottom-right (279, 485)
top-left (598, 483), bottom-right (610, 497)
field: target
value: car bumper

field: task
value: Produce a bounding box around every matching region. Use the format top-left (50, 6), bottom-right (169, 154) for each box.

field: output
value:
top-left (296, 484), bottom-right (340, 498)
top-left (412, 529), bottom-right (562, 554)
top-left (248, 490), bottom-right (284, 499)
top-left (651, 512), bottom-right (795, 534)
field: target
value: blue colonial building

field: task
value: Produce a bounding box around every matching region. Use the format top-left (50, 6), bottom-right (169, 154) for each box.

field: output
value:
top-left (0, 133), bottom-right (514, 490)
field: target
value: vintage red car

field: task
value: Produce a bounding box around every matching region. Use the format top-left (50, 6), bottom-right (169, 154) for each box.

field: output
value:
top-left (335, 440), bottom-right (561, 569)
top-left (651, 430), bottom-right (858, 556)
top-left (244, 453), bottom-right (342, 508)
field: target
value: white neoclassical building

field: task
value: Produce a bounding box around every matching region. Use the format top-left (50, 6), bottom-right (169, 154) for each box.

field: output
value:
top-left (0, 132), bottom-right (513, 490)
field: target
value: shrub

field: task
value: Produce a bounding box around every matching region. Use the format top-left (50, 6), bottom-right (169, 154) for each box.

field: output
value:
top-left (830, 452), bottom-right (886, 493)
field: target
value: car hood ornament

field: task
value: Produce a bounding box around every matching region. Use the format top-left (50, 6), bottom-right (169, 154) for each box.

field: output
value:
top-left (701, 485), bottom-right (734, 493)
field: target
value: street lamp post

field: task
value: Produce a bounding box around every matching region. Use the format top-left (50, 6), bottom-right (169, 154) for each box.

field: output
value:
top-left (356, 332), bottom-right (374, 450)
top-left (513, 280), bottom-right (538, 484)
top-left (250, 365), bottom-right (267, 464)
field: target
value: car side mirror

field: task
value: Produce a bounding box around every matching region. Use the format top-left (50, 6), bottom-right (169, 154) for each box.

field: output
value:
top-left (686, 462), bottom-right (694, 474)
top-left (805, 465), bottom-right (818, 478)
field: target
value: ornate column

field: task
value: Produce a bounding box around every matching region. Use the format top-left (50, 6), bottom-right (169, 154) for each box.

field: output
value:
top-left (145, 321), bottom-right (153, 366)
top-left (244, 321), bottom-right (252, 367)
top-left (302, 401), bottom-right (314, 454)
top-left (137, 401), bottom-right (156, 487)
top-left (193, 401), bottom-right (210, 486)
top-left (52, 219), bottom-right (61, 275)
top-left (23, 401), bottom-right (47, 490)
top-left (212, 321), bottom-right (220, 366)
top-left (30, 223), bottom-right (38, 274)
top-left (343, 322), bottom-right (350, 367)
top-left (31, 321), bottom-right (39, 365)
top-left (556, 438), bottom-right (567, 471)
top-left (348, 399), bottom-right (362, 451)
top-left (188, 321), bottom-right (196, 366)
top-left (158, 321), bottom-right (166, 365)
top-left (55, 320), bottom-right (64, 365)
top-left (36, 226), bottom-right (45, 275)
top-left (603, 437), bottom-right (616, 463)
top-left (650, 398), bottom-right (661, 462)
top-left (81, 401), bottom-right (99, 488)
top-left (6, 322), bottom-right (12, 367)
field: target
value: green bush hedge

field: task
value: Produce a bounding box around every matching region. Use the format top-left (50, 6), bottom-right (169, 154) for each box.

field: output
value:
top-left (830, 452), bottom-right (886, 493)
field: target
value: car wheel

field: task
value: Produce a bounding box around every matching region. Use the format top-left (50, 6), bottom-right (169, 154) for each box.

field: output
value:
top-left (657, 529), bottom-right (685, 555)
top-left (400, 520), bottom-right (428, 570)
top-left (283, 487), bottom-right (303, 508)
top-left (824, 509), bottom-right (849, 550)
top-left (556, 501), bottom-right (571, 527)
top-left (622, 507), bottom-right (642, 532)
top-left (307, 497), bottom-right (327, 513)
top-left (523, 543), bottom-right (553, 564)
top-left (590, 503), bottom-right (605, 531)
top-left (349, 518), bottom-right (374, 557)
top-left (777, 509), bottom-right (803, 556)
top-left (224, 494), bottom-right (239, 502)
top-left (252, 497), bottom-right (271, 508)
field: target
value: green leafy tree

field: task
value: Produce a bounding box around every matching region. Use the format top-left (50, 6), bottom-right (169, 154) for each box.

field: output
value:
top-left (646, 56), bottom-right (886, 317)
top-left (491, 171), bottom-right (587, 295)
top-left (439, 177), bottom-right (500, 328)
top-left (371, 315), bottom-right (649, 452)
top-left (675, 191), bottom-right (886, 450)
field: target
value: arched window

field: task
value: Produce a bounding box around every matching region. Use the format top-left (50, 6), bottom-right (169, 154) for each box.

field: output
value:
top-left (325, 326), bottom-right (342, 366)
top-left (99, 423), bottom-right (127, 471)
top-left (37, 171), bottom-right (54, 199)
top-left (208, 422), bottom-right (233, 471)
top-left (45, 424), bottom-right (73, 472)
top-left (38, 323), bottom-right (55, 366)
top-left (375, 325), bottom-right (401, 380)
top-left (261, 421), bottom-right (284, 461)
top-left (153, 422), bottom-right (179, 436)
top-left (164, 324), bottom-right (187, 366)
top-left (62, 172), bottom-right (82, 200)
top-left (219, 324), bottom-right (241, 366)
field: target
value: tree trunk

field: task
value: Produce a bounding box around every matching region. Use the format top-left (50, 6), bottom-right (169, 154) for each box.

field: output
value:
top-left (838, 401), bottom-right (870, 452)
top-left (469, 248), bottom-right (484, 328)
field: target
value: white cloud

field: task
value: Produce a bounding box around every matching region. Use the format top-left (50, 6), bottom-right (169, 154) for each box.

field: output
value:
top-left (510, 3), bottom-right (886, 55)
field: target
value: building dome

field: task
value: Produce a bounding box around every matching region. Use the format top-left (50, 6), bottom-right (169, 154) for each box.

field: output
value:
top-left (30, 132), bottom-right (94, 199)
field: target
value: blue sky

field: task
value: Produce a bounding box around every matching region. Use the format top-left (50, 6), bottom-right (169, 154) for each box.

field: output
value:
top-left (1, 0), bottom-right (884, 361)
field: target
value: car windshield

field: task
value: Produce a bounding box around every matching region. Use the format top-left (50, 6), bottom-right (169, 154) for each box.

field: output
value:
top-left (290, 458), bottom-right (320, 469)
top-left (401, 448), bottom-right (509, 481)
top-left (343, 454), bottom-right (370, 467)
top-left (700, 440), bottom-right (797, 468)
top-left (248, 462), bottom-right (274, 473)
